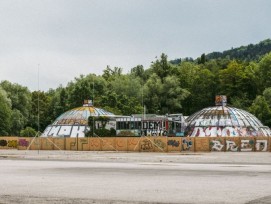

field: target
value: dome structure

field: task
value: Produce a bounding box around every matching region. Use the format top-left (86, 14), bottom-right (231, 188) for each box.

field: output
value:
top-left (42, 100), bottom-right (115, 137)
top-left (185, 96), bottom-right (271, 137)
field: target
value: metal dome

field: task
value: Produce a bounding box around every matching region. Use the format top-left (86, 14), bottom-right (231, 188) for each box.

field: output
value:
top-left (185, 106), bottom-right (271, 137)
top-left (53, 106), bottom-right (115, 126)
top-left (42, 100), bottom-right (115, 137)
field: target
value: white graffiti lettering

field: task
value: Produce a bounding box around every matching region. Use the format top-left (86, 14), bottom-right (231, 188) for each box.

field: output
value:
top-left (241, 140), bottom-right (253, 152)
top-left (212, 140), bottom-right (224, 151)
top-left (226, 141), bottom-right (238, 152)
top-left (255, 140), bottom-right (268, 152)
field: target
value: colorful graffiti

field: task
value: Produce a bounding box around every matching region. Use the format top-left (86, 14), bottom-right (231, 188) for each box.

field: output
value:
top-left (18, 139), bottom-right (29, 147)
top-left (0, 139), bottom-right (18, 148)
top-left (153, 139), bottom-right (166, 149)
top-left (140, 139), bottom-right (153, 151)
top-left (240, 139), bottom-right (254, 152)
top-left (182, 138), bottom-right (193, 151)
top-left (189, 126), bottom-right (259, 137)
top-left (167, 140), bottom-right (180, 147)
top-left (0, 137), bottom-right (270, 152)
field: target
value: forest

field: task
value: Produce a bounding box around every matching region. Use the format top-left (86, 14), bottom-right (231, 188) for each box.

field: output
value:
top-left (1, 39), bottom-right (271, 136)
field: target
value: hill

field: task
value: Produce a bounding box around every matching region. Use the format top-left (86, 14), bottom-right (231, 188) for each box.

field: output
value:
top-left (170, 39), bottom-right (271, 64)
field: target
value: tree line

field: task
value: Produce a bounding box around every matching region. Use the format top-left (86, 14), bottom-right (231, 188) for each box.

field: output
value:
top-left (1, 42), bottom-right (271, 136)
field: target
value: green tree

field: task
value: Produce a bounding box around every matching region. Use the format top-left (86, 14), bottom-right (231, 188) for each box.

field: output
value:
top-left (11, 109), bottom-right (25, 136)
top-left (151, 53), bottom-right (172, 81)
top-left (143, 73), bottom-right (163, 113)
top-left (29, 91), bottom-right (51, 131)
top-left (258, 52), bottom-right (271, 90)
top-left (0, 88), bottom-right (12, 135)
top-left (20, 127), bottom-right (37, 137)
top-left (249, 96), bottom-right (271, 126)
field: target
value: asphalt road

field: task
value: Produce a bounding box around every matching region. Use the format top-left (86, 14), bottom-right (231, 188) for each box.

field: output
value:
top-left (0, 150), bottom-right (271, 204)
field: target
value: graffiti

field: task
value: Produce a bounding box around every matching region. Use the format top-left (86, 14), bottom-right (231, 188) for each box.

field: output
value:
top-left (70, 141), bottom-right (77, 150)
top-left (0, 139), bottom-right (18, 148)
top-left (142, 121), bottom-right (162, 129)
top-left (43, 125), bottom-right (88, 137)
top-left (211, 140), bottom-right (224, 151)
top-left (189, 126), bottom-right (258, 137)
top-left (154, 139), bottom-right (166, 149)
top-left (140, 139), bottom-right (153, 151)
top-left (128, 138), bottom-right (139, 146)
top-left (79, 139), bottom-right (88, 150)
top-left (102, 139), bottom-right (114, 148)
top-left (116, 139), bottom-right (125, 148)
top-left (226, 140), bottom-right (238, 152)
top-left (255, 140), bottom-right (268, 152)
top-left (167, 140), bottom-right (180, 147)
top-left (241, 139), bottom-right (254, 152)
top-left (182, 138), bottom-right (193, 151)
top-left (141, 130), bottom-right (167, 136)
top-left (18, 139), bottom-right (29, 147)
top-left (90, 139), bottom-right (100, 148)
top-left (8, 140), bottom-right (18, 148)
top-left (0, 140), bottom-right (8, 146)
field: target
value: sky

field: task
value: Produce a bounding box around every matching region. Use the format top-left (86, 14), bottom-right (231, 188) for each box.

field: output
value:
top-left (0, 0), bottom-right (271, 91)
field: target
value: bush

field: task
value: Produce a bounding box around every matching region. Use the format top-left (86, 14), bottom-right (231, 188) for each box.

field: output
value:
top-left (20, 127), bottom-right (37, 137)
top-left (117, 130), bottom-right (135, 136)
top-left (85, 128), bottom-right (116, 137)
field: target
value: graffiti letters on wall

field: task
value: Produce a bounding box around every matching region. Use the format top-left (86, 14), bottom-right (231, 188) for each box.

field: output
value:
top-left (0, 139), bottom-right (18, 148)
top-left (141, 121), bottom-right (167, 136)
top-left (189, 126), bottom-right (260, 137)
top-left (42, 125), bottom-right (89, 137)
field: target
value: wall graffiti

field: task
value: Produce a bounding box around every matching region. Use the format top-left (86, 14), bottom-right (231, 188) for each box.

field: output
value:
top-left (0, 137), bottom-right (270, 152)
top-left (42, 125), bottom-right (89, 138)
top-left (240, 139), bottom-right (254, 152)
top-left (153, 139), bottom-right (166, 149)
top-left (7, 140), bottom-right (18, 148)
top-left (226, 140), bottom-right (239, 152)
top-left (255, 140), bottom-right (268, 151)
top-left (189, 126), bottom-right (259, 137)
top-left (18, 139), bottom-right (29, 147)
top-left (211, 140), bottom-right (224, 151)
top-left (140, 139), bottom-right (153, 151)
top-left (79, 138), bottom-right (89, 150)
top-left (0, 139), bottom-right (18, 148)
top-left (167, 140), bottom-right (180, 147)
top-left (0, 140), bottom-right (8, 146)
top-left (182, 138), bottom-right (193, 151)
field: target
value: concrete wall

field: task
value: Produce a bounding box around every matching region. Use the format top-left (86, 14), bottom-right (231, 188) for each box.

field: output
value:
top-left (0, 136), bottom-right (271, 152)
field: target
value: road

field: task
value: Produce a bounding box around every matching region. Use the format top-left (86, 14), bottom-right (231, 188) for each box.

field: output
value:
top-left (0, 150), bottom-right (271, 204)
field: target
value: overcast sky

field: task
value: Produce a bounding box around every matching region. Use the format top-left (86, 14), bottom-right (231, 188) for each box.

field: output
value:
top-left (0, 0), bottom-right (271, 91)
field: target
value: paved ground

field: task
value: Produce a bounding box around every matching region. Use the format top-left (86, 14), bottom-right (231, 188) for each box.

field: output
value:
top-left (0, 150), bottom-right (271, 204)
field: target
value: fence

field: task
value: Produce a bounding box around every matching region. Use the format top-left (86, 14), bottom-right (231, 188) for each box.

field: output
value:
top-left (0, 136), bottom-right (270, 152)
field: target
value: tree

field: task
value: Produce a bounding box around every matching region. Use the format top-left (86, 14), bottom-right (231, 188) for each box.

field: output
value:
top-left (0, 80), bottom-right (31, 134)
top-left (218, 60), bottom-right (260, 108)
top-left (131, 65), bottom-right (144, 79)
top-left (263, 87), bottom-right (271, 105)
top-left (258, 52), bottom-right (271, 91)
top-left (28, 91), bottom-right (51, 131)
top-left (20, 127), bottom-right (37, 137)
top-left (0, 88), bottom-right (12, 135)
top-left (10, 109), bottom-right (25, 136)
top-left (143, 73), bottom-right (163, 114)
top-left (249, 96), bottom-right (271, 127)
top-left (160, 75), bottom-right (189, 114)
top-left (151, 53), bottom-right (172, 81)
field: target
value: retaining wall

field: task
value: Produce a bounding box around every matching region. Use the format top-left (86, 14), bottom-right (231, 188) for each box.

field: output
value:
top-left (0, 137), bottom-right (270, 152)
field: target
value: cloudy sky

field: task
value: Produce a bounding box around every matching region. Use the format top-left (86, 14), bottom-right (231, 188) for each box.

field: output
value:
top-left (0, 0), bottom-right (271, 91)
